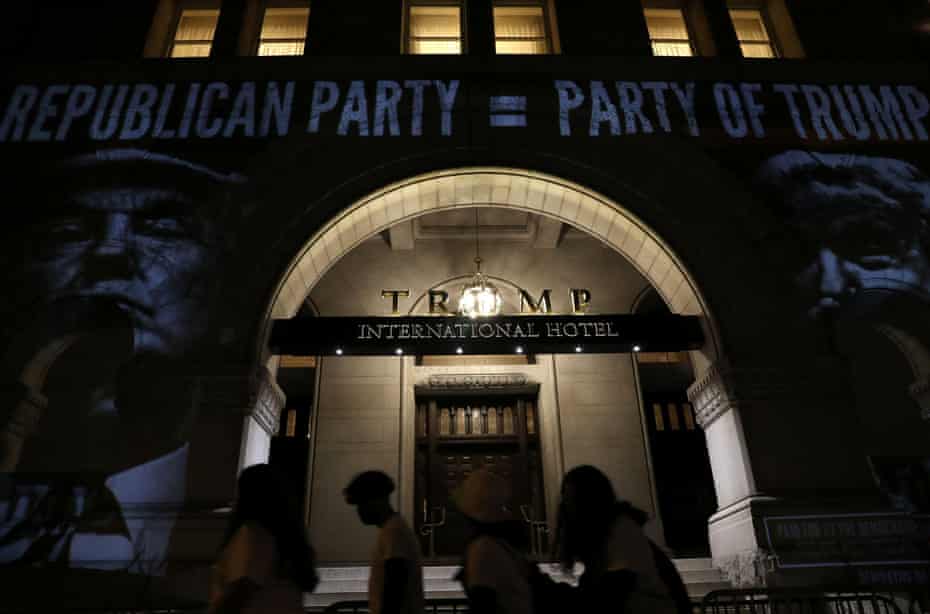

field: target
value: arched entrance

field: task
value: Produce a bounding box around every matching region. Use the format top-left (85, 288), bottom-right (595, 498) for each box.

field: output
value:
top-left (264, 168), bottom-right (718, 353)
top-left (257, 167), bottom-right (756, 569)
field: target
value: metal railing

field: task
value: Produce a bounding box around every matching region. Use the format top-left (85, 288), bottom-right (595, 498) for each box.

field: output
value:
top-left (700, 587), bottom-right (913, 614)
top-left (323, 598), bottom-right (469, 614)
top-left (519, 505), bottom-right (550, 559)
top-left (419, 503), bottom-right (447, 559)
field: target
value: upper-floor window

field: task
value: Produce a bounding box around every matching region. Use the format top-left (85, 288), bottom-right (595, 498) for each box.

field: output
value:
top-left (407, 3), bottom-right (463, 54)
top-left (258, 7), bottom-right (310, 56)
top-left (644, 8), bottom-right (694, 57)
top-left (170, 8), bottom-right (220, 57)
top-left (729, 8), bottom-right (778, 58)
top-left (493, 2), bottom-right (551, 54)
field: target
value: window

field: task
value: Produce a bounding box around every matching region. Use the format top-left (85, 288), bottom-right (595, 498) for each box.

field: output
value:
top-left (407, 4), bottom-right (463, 54)
top-left (170, 8), bottom-right (220, 57)
top-left (493, 3), bottom-right (551, 54)
top-left (729, 8), bottom-right (778, 58)
top-left (644, 8), bottom-right (693, 57)
top-left (258, 7), bottom-right (310, 56)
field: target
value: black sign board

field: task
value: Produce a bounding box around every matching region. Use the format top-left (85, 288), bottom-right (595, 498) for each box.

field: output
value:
top-left (764, 513), bottom-right (930, 570)
top-left (269, 313), bottom-right (704, 356)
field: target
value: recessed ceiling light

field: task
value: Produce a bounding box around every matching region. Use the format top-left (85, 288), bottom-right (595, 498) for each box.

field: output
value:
top-left (516, 346), bottom-right (524, 354)
top-left (395, 348), bottom-right (403, 355)
top-left (456, 347), bottom-right (463, 354)
top-left (575, 346), bottom-right (583, 353)
top-left (335, 348), bottom-right (343, 355)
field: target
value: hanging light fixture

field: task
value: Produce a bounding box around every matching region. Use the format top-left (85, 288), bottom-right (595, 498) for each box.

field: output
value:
top-left (458, 208), bottom-right (502, 318)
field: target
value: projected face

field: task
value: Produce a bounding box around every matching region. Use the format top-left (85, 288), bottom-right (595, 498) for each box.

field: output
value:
top-left (22, 150), bottom-right (243, 360)
top-left (757, 151), bottom-right (930, 320)
top-left (31, 186), bottom-right (214, 358)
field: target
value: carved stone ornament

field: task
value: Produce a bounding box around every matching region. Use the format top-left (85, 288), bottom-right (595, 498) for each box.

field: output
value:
top-left (687, 362), bottom-right (846, 429)
top-left (196, 367), bottom-right (285, 434)
top-left (427, 373), bottom-right (528, 389)
top-left (714, 549), bottom-right (775, 587)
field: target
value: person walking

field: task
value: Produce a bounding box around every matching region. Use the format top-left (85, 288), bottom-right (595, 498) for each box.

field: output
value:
top-left (208, 463), bottom-right (318, 614)
top-left (344, 471), bottom-right (424, 614)
top-left (531, 465), bottom-right (689, 614)
top-left (454, 468), bottom-right (534, 614)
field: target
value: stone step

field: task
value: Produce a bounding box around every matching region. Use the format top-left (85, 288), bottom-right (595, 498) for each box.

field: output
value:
top-left (679, 567), bottom-right (727, 584)
top-left (312, 559), bottom-right (730, 605)
top-left (672, 557), bottom-right (715, 572)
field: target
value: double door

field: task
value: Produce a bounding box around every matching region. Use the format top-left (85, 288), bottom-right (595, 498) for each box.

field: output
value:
top-left (413, 390), bottom-right (547, 561)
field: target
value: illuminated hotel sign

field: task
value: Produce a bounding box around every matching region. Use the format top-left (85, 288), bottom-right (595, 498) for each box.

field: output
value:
top-left (269, 313), bottom-right (704, 356)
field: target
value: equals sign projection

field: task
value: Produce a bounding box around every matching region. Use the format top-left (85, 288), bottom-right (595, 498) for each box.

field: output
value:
top-left (489, 96), bottom-right (527, 127)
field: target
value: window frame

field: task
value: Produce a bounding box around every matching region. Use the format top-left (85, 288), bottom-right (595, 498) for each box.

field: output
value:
top-left (642, 2), bottom-right (696, 58)
top-left (254, 1), bottom-right (311, 57)
top-left (403, 0), bottom-right (467, 55)
top-left (727, 2), bottom-right (781, 58)
top-left (163, 0), bottom-right (222, 58)
top-left (492, 0), bottom-right (557, 55)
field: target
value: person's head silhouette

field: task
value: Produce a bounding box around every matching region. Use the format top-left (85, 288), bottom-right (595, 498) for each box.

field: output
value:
top-left (344, 470), bottom-right (396, 527)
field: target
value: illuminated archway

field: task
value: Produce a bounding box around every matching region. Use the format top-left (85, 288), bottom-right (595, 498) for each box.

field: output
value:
top-left (265, 167), bottom-right (721, 367)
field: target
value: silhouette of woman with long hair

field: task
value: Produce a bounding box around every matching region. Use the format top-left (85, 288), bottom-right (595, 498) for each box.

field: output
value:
top-left (532, 465), bottom-right (689, 614)
top-left (208, 463), bottom-right (318, 614)
top-left (454, 468), bottom-right (534, 614)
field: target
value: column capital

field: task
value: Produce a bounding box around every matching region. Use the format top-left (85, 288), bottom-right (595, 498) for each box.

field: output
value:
top-left (687, 362), bottom-right (848, 428)
top-left (197, 366), bottom-right (285, 435)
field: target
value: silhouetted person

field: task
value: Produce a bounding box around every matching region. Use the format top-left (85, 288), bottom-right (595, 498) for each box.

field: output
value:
top-left (454, 468), bottom-right (533, 614)
top-left (209, 464), bottom-right (318, 614)
top-left (344, 471), bottom-right (424, 614)
top-left (531, 465), bottom-right (686, 614)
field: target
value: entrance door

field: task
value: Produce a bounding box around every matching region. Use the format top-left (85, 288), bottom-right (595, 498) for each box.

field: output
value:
top-left (413, 389), bottom-right (547, 562)
top-left (644, 394), bottom-right (717, 556)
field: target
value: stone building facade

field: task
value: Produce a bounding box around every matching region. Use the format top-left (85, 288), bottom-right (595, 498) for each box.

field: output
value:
top-left (1, 0), bottom-right (929, 606)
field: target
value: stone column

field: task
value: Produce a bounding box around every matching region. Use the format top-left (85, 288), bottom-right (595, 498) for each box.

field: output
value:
top-left (210, 0), bottom-right (249, 58)
top-left (186, 366), bottom-right (286, 509)
top-left (163, 366), bottom-right (285, 602)
top-left (688, 363), bottom-right (773, 587)
top-left (697, 0), bottom-right (743, 58)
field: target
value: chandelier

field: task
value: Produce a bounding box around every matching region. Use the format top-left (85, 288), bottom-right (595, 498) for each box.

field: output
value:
top-left (458, 209), bottom-right (502, 318)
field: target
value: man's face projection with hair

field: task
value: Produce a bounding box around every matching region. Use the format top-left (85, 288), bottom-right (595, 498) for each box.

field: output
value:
top-left (27, 149), bottom-right (243, 359)
top-left (757, 151), bottom-right (930, 321)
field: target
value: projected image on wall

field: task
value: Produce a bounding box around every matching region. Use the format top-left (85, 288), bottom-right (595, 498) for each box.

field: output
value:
top-left (757, 151), bottom-right (930, 340)
top-left (0, 148), bottom-right (246, 573)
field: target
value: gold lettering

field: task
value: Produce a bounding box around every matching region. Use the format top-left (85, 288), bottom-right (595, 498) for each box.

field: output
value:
top-left (428, 289), bottom-right (451, 314)
top-left (520, 289), bottom-right (552, 313)
top-left (571, 288), bottom-right (592, 313)
top-left (381, 289), bottom-right (410, 315)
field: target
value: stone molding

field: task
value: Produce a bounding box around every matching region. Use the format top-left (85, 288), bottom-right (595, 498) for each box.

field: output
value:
top-left (425, 373), bottom-right (529, 388)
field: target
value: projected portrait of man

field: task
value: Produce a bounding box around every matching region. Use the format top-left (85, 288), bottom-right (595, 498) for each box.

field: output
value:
top-left (0, 149), bottom-right (246, 573)
top-left (756, 151), bottom-right (930, 329)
